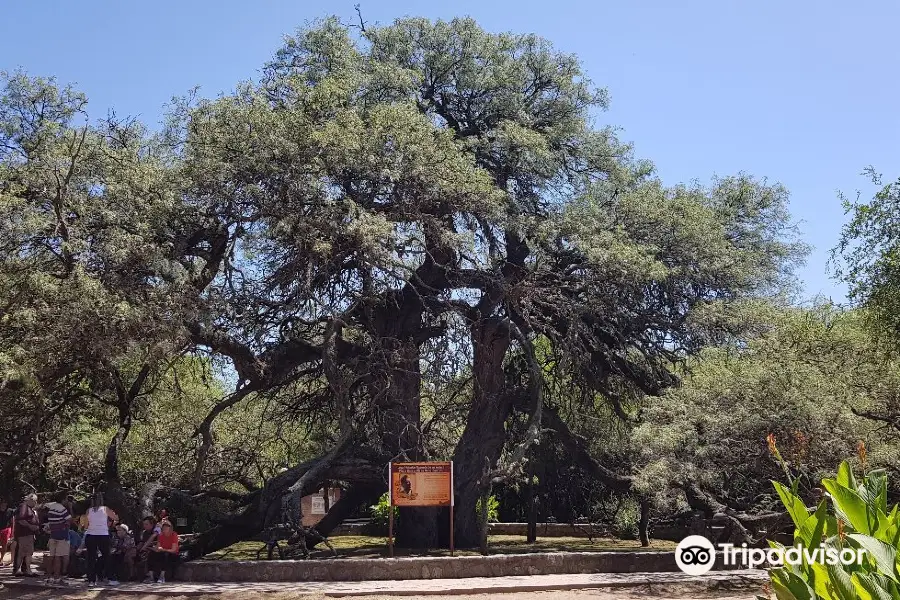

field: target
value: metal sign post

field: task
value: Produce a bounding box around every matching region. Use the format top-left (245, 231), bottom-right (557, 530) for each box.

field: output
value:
top-left (450, 461), bottom-right (455, 556)
top-left (388, 461), bottom-right (394, 558)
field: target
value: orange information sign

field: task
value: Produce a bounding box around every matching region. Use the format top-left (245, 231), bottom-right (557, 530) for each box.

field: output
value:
top-left (389, 462), bottom-right (453, 507)
top-left (387, 461), bottom-right (455, 556)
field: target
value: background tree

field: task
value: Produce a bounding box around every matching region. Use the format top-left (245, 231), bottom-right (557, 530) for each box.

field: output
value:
top-left (635, 303), bottom-right (900, 534)
top-left (0, 70), bottom-right (192, 510)
top-left (835, 168), bottom-right (900, 343)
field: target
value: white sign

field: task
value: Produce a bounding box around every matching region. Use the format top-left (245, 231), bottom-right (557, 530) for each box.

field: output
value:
top-left (311, 495), bottom-right (326, 515)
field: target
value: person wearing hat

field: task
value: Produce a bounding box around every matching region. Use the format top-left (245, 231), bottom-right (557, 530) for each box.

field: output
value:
top-left (147, 520), bottom-right (179, 583)
top-left (12, 494), bottom-right (39, 577)
top-left (107, 523), bottom-right (135, 585)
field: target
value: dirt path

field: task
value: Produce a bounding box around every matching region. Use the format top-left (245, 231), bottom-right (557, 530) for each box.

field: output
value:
top-left (0, 588), bottom-right (755, 600)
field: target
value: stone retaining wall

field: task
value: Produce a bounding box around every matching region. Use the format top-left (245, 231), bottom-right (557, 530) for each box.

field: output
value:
top-left (487, 523), bottom-right (612, 537)
top-left (331, 522), bottom-right (613, 538)
top-left (179, 551), bottom-right (728, 582)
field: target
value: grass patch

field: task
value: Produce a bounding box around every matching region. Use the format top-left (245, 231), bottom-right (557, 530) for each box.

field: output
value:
top-left (204, 534), bottom-right (675, 561)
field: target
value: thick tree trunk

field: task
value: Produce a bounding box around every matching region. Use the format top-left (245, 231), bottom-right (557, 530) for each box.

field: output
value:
top-left (639, 498), bottom-right (650, 547)
top-left (103, 364), bottom-right (151, 519)
top-left (367, 289), bottom-right (438, 549)
top-left (103, 403), bottom-right (132, 514)
top-left (386, 338), bottom-right (435, 548)
top-left (451, 317), bottom-right (512, 548)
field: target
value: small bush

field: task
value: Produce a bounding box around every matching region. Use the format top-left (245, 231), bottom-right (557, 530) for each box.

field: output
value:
top-left (611, 499), bottom-right (640, 540)
top-left (764, 443), bottom-right (900, 599)
top-left (369, 492), bottom-right (398, 526)
top-left (476, 495), bottom-right (500, 523)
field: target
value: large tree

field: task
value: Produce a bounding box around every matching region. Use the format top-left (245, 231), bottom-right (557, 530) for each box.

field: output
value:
top-left (0, 16), bottom-right (804, 554)
top-left (0, 70), bottom-right (195, 509)
top-left (168, 17), bottom-right (802, 550)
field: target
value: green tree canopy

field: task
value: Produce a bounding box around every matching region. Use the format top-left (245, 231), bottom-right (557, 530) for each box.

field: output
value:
top-left (635, 303), bottom-right (900, 522)
top-left (0, 16), bottom-right (807, 554)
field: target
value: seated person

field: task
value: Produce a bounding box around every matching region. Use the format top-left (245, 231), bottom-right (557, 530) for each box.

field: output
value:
top-left (108, 524), bottom-right (135, 584)
top-left (137, 516), bottom-right (158, 581)
top-left (66, 522), bottom-right (83, 577)
top-left (147, 521), bottom-right (178, 584)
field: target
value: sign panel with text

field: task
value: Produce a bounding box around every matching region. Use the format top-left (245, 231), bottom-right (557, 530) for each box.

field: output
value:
top-left (390, 461), bottom-right (453, 507)
top-left (387, 461), bottom-right (455, 555)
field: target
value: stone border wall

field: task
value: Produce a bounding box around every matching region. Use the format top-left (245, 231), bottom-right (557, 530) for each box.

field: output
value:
top-left (178, 551), bottom-right (739, 582)
top-left (331, 522), bottom-right (614, 538)
top-left (487, 523), bottom-right (612, 537)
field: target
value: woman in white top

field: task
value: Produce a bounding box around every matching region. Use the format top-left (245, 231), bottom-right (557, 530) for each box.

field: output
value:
top-left (84, 493), bottom-right (117, 585)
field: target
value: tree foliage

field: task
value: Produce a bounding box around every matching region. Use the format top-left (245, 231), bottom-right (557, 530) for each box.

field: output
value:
top-left (636, 304), bottom-right (900, 519)
top-left (836, 169), bottom-right (900, 344)
top-left (0, 16), bottom-right (822, 555)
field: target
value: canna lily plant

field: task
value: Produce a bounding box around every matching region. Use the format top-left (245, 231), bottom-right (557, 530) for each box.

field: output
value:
top-left (762, 438), bottom-right (900, 599)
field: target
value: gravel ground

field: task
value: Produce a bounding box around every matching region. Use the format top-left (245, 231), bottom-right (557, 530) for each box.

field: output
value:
top-left (0, 586), bottom-right (757, 600)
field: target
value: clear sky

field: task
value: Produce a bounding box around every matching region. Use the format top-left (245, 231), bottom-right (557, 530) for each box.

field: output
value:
top-left (3, 1), bottom-right (897, 301)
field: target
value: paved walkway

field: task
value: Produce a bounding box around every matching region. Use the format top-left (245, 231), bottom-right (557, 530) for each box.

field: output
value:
top-left (0, 570), bottom-right (767, 597)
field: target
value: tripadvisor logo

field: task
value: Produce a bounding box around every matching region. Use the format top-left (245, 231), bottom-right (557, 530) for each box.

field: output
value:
top-left (675, 535), bottom-right (716, 575)
top-left (675, 535), bottom-right (866, 575)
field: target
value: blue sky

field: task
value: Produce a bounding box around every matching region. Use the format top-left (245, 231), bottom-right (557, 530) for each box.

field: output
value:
top-left (3, 1), bottom-right (897, 301)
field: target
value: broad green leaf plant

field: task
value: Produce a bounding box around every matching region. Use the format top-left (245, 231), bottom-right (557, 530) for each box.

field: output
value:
top-left (763, 439), bottom-right (900, 599)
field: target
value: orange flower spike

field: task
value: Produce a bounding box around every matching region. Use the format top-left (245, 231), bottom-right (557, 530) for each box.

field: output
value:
top-left (837, 519), bottom-right (846, 544)
top-left (857, 440), bottom-right (868, 473)
top-left (767, 433), bottom-right (784, 463)
top-left (766, 433), bottom-right (793, 485)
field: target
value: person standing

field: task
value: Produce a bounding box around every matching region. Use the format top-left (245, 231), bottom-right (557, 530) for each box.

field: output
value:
top-left (83, 493), bottom-right (117, 586)
top-left (42, 492), bottom-right (72, 583)
top-left (12, 494), bottom-right (39, 577)
top-left (0, 500), bottom-right (13, 566)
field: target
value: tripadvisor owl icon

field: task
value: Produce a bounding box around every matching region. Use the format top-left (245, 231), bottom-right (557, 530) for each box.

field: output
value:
top-left (675, 535), bottom-right (716, 575)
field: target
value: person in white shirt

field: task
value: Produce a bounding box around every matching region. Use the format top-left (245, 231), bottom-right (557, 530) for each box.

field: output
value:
top-left (83, 493), bottom-right (117, 586)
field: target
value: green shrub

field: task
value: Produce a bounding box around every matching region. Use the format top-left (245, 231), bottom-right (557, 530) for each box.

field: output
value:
top-left (369, 492), bottom-right (398, 527)
top-left (476, 495), bottom-right (500, 523)
top-left (764, 445), bottom-right (900, 599)
top-left (611, 499), bottom-right (640, 540)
